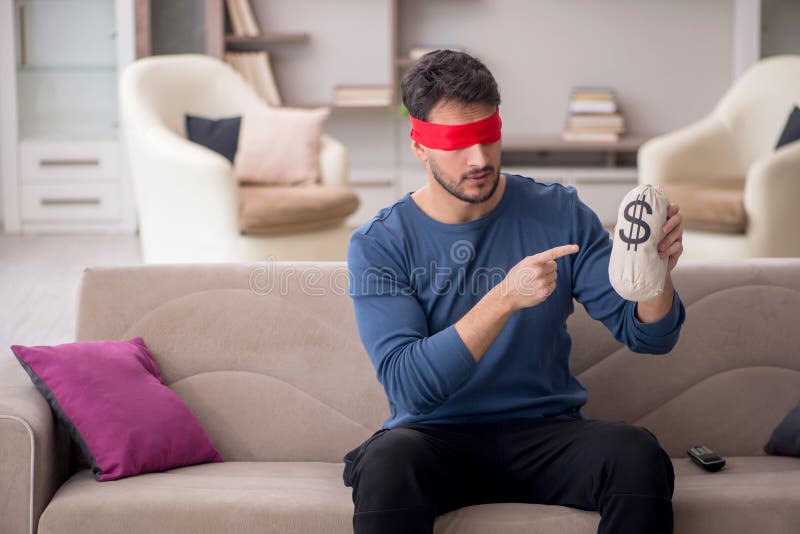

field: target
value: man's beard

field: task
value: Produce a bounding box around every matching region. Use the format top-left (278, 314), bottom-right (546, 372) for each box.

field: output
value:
top-left (429, 157), bottom-right (501, 204)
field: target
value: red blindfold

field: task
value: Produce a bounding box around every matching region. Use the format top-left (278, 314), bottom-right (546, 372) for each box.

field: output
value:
top-left (409, 108), bottom-right (502, 150)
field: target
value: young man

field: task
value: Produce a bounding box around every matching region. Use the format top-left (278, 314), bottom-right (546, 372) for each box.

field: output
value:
top-left (343, 50), bottom-right (686, 534)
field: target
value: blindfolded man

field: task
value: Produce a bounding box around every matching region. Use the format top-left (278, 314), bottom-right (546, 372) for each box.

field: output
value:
top-left (343, 49), bottom-right (686, 534)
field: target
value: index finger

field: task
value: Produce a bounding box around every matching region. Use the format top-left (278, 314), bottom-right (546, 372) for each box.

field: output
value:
top-left (532, 244), bottom-right (579, 262)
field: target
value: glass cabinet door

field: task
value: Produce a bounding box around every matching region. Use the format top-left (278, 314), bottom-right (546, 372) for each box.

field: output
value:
top-left (14, 0), bottom-right (118, 140)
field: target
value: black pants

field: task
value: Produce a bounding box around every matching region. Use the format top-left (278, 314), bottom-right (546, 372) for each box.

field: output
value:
top-left (342, 416), bottom-right (674, 534)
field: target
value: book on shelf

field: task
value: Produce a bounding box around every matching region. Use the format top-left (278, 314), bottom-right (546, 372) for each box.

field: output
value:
top-left (565, 125), bottom-right (625, 135)
top-left (225, 0), bottom-right (245, 36)
top-left (237, 0), bottom-right (260, 36)
top-left (563, 85), bottom-right (625, 142)
top-left (569, 100), bottom-right (617, 114)
top-left (226, 0), bottom-right (260, 37)
top-left (568, 86), bottom-right (617, 113)
top-left (225, 52), bottom-right (282, 106)
top-left (561, 130), bottom-right (620, 142)
top-left (570, 86), bottom-right (616, 100)
top-left (567, 113), bottom-right (624, 129)
top-left (334, 85), bottom-right (392, 107)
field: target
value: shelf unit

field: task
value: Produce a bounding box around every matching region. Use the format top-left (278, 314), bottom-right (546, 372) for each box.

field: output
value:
top-left (209, 0), bottom-right (395, 111)
top-left (1, 0), bottom-right (137, 234)
top-left (224, 32), bottom-right (310, 48)
top-left (193, 1), bottom-right (652, 229)
top-left (502, 135), bottom-right (649, 166)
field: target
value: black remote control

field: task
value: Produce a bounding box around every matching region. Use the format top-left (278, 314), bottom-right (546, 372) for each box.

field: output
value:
top-left (687, 445), bottom-right (726, 472)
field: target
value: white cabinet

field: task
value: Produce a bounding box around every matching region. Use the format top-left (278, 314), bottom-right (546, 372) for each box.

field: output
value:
top-left (0, 0), bottom-right (136, 233)
top-left (502, 166), bottom-right (638, 227)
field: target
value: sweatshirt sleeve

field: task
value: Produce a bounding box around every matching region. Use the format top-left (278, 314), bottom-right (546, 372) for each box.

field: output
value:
top-left (568, 187), bottom-right (686, 354)
top-left (347, 231), bottom-right (477, 415)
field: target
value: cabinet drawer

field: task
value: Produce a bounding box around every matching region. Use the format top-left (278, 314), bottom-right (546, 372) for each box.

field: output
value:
top-left (21, 184), bottom-right (121, 222)
top-left (19, 141), bottom-right (120, 182)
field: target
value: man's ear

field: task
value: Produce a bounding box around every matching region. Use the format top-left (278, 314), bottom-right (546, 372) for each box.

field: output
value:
top-left (411, 140), bottom-right (428, 163)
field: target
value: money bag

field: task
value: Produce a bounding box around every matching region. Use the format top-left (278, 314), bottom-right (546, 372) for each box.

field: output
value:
top-left (609, 184), bottom-right (670, 301)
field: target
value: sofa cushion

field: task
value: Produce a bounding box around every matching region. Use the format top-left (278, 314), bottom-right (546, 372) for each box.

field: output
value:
top-left (764, 402), bottom-right (800, 457)
top-left (35, 457), bottom-right (800, 534)
top-left (660, 179), bottom-right (746, 234)
top-left (11, 337), bottom-right (223, 481)
top-left (234, 105), bottom-right (330, 186)
top-left (775, 104), bottom-right (800, 149)
top-left (185, 114), bottom-right (241, 163)
top-left (238, 183), bottom-right (359, 235)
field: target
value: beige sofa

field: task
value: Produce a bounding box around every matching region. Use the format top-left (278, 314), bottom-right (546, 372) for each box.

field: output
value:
top-left (2, 259), bottom-right (799, 534)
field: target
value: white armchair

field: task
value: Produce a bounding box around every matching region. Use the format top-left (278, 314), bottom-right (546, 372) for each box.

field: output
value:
top-left (638, 54), bottom-right (800, 259)
top-left (119, 54), bottom-right (355, 263)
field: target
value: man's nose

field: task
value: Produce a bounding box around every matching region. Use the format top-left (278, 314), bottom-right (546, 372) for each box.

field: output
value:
top-left (465, 143), bottom-right (490, 168)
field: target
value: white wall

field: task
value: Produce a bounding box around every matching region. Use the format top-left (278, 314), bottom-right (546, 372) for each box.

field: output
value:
top-left (249, 0), bottom-right (394, 106)
top-left (399, 0), bottom-right (734, 137)
top-left (246, 0), bottom-right (744, 184)
top-left (0, 1), bottom-right (781, 223)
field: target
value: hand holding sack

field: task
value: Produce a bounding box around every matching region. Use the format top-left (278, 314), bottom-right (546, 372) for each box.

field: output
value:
top-left (609, 184), bottom-right (670, 301)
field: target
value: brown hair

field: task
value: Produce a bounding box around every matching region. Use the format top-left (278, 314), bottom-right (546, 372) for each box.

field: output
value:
top-left (400, 49), bottom-right (501, 122)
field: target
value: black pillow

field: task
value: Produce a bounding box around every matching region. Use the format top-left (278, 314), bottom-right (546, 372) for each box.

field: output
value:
top-left (775, 105), bottom-right (800, 150)
top-left (185, 114), bottom-right (242, 163)
top-left (764, 402), bottom-right (800, 457)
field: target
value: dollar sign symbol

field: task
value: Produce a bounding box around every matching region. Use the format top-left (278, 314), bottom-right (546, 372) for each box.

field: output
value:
top-left (618, 193), bottom-right (652, 251)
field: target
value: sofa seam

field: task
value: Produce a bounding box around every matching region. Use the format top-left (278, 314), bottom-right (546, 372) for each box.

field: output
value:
top-left (0, 415), bottom-right (36, 534)
top-left (574, 284), bottom-right (800, 377)
top-left (629, 365), bottom-right (800, 425)
top-left (168, 369), bottom-right (374, 434)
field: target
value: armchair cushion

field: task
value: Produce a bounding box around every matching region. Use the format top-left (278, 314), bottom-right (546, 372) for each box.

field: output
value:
top-left (776, 105), bottom-right (800, 149)
top-left (238, 183), bottom-right (359, 235)
top-left (10, 337), bottom-right (223, 482)
top-left (765, 402), bottom-right (800, 457)
top-left (185, 114), bottom-right (241, 163)
top-left (234, 106), bottom-right (330, 186)
top-left (660, 179), bottom-right (747, 234)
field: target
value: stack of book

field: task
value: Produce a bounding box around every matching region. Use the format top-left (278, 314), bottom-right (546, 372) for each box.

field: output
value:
top-left (333, 85), bottom-right (392, 107)
top-left (226, 0), bottom-right (260, 36)
top-left (562, 87), bottom-right (625, 142)
top-left (225, 52), bottom-right (282, 107)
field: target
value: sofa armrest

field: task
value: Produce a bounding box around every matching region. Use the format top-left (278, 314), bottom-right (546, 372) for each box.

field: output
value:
top-left (319, 134), bottom-right (350, 188)
top-left (638, 115), bottom-right (744, 186)
top-left (0, 356), bottom-right (70, 534)
top-left (744, 140), bottom-right (800, 257)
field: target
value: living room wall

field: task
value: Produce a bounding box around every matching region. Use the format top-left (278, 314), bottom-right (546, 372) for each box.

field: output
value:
top-left (3, 0), bottom-right (797, 223)
top-left (252, 0), bottom-right (741, 183)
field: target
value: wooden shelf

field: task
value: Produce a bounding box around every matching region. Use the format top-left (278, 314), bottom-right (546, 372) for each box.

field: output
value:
top-left (225, 32), bottom-right (310, 48)
top-left (502, 134), bottom-right (650, 153)
top-left (501, 134), bottom-right (651, 167)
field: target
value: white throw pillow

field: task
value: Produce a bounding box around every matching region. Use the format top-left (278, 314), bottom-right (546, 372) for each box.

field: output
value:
top-left (234, 105), bottom-right (330, 185)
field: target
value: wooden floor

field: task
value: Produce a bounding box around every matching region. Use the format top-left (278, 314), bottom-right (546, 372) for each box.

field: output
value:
top-left (1, 233), bottom-right (142, 356)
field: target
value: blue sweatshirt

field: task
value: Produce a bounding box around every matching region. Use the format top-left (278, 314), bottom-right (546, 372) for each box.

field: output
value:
top-left (347, 174), bottom-right (686, 430)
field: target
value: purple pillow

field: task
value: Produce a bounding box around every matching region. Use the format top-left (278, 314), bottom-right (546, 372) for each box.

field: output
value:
top-left (11, 337), bottom-right (223, 481)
